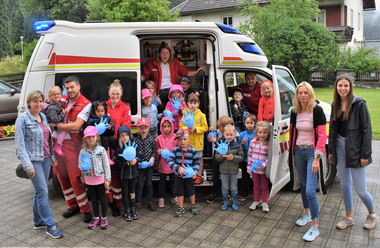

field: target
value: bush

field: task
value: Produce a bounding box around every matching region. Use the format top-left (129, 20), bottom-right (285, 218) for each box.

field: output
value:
top-left (338, 46), bottom-right (380, 74)
top-left (22, 39), bottom-right (38, 69)
top-left (0, 56), bottom-right (24, 74)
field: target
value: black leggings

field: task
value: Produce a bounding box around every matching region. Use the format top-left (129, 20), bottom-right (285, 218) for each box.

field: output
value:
top-left (120, 178), bottom-right (137, 212)
top-left (101, 135), bottom-right (117, 151)
top-left (211, 162), bottom-right (220, 195)
top-left (240, 161), bottom-right (251, 195)
top-left (159, 173), bottom-right (176, 199)
top-left (87, 184), bottom-right (107, 217)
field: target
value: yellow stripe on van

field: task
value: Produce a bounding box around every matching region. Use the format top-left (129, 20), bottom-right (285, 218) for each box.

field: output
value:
top-left (326, 124), bottom-right (329, 134)
top-left (222, 61), bottom-right (247, 65)
top-left (279, 132), bottom-right (289, 142)
top-left (48, 64), bottom-right (140, 69)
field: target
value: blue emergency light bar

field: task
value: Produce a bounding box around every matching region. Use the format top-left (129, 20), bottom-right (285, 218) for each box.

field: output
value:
top-left (34, 21), bottom-right (56, 31)
top-left (216, 23), bottom-right (242, 35)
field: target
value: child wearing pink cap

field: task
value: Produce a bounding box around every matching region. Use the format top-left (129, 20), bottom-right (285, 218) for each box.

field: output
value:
top-left (78, 126), bottom-right (111, 230)
top-left (165, 84), bottom-right (187, 131)
top-left (142, 88), bottom-right (162, 138)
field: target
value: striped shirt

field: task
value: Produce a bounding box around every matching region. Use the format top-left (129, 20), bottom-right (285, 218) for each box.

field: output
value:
top-left (247, 138), bottom-right (269, 175)
top-left (167, 145), bottom-right (200, 176)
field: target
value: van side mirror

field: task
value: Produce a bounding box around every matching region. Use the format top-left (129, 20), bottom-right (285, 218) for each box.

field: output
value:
top-left (10, 88), bottom-right (17, 96)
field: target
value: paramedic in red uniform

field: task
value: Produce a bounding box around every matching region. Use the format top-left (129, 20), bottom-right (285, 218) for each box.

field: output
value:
top-left (228, 72), bottom-right (262, 116)
top-left (141, 43), bottom-right (203, 109)
top-left (51, 76), bottom-right (93, 222)
top-left (105, 79), bottom-right (132, 216)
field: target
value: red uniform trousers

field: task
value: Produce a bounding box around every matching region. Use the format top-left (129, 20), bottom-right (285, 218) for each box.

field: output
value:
top-left (55, 139), bottom-right (91, 214)
top-left (106, 149), bottom-right (122, 208)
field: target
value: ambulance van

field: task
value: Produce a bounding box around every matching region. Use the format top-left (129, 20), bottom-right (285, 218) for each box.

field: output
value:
top-left (18, 20), bottom-right (336, 198)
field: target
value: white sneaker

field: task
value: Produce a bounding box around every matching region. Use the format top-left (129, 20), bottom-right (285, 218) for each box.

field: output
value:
top-left (249, 201), bottom-right (260, 210)
top-left (262, 202), bottom-right (269, 212)
top-left (296, 213), bottom-right (312, 226)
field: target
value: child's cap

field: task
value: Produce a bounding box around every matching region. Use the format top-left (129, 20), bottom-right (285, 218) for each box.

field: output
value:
top-left (175, 129), bottom-right (189, 139)
top-left (84, 126), bottom-right (98, 138)
top-left (141, 88), bottom-right (153, 99)
top-left (231, 87), bottom-right (243, 96)
top-left (137, 117), bottom-right (150, 127)
top-left (181, 76), bottom-right (191, 83)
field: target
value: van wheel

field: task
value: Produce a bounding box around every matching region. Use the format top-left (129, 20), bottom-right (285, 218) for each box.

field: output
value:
top-left (323, 153), bottom-right (337, 189)
top-left (52, 174), bottom-right (64, 198)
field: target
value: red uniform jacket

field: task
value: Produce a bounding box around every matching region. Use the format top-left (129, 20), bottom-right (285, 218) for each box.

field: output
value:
top-left (106, 99), bottom-right (131, 139)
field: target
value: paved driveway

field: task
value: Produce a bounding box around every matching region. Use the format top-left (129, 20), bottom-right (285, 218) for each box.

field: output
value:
top-left (0, 139), bottom-right (379, 247)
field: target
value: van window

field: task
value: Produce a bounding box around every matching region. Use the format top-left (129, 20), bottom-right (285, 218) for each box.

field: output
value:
top-left (54, 72), bottom-right (138, 115)
top-left (274, 68), bottom-right (296, 120)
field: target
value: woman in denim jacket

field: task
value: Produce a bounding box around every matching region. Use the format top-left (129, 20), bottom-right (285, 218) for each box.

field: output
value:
top-left (15, 90), bottom-right (63, 239)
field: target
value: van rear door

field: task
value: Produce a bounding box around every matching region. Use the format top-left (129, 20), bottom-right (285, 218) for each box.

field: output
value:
top-left (267, 65), bottom-right (297, 199)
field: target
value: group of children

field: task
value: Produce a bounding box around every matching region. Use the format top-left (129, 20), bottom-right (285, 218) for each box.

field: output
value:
top-left (43, 75), bottom-right (275, 230)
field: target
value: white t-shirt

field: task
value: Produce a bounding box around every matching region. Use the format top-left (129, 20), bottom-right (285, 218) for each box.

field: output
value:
top-left (160, 62), bottom-right (172, 90)
top-left (53, 99), bottom-right (91, 139)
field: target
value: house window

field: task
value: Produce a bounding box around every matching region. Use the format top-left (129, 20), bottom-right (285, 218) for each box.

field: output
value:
top-left (223, 17), bottom-right (233, 27)
top-left (316, 9), bottom-right (326, 26)
top-left (358, 13), bottom-right (360, 30)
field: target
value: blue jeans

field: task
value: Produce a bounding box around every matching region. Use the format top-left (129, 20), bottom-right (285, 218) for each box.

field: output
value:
top-left (221, 173), bottom-right (238, 196)
top-left (28, 157), bottom-right (56, 229)
top-left (294, 147), bottom-right (319, 220)
top-left (336, 135), bottom-right (374, 212)
top-left (136, 167), bottom-right (153, 203)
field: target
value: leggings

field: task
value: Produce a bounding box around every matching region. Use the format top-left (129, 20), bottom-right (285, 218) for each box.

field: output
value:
top-left (252, 173), bottom-right (269, 203)
top-left (101, 135), bottom-right (117, 151)
top-left (87, 184), bottom-right (107, 217)
top-left (159, 173), bottom-right (176, 199)
top-left (120, 178), bottom-right (137, 212)
top-left (336, 135), bottom-right (374, 212)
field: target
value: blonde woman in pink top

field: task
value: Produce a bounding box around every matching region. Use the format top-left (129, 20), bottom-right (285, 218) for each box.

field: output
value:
top-left (247, 121), bottom-right (270, 213)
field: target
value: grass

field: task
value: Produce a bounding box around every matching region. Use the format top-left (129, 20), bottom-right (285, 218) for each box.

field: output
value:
top-left (314, 87), bottom-right (380, 140)
top-left (0, 56), bottom-right (25, 75)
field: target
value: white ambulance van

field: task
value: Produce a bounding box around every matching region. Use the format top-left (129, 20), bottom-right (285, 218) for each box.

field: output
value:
top-left (18, 20), bottom-right (336, 198)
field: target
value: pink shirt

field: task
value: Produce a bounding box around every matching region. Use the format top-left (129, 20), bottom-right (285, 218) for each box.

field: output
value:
top-left (85, 166), bottom-right (105, 186)
top-left (296, 111), bottom-right (314, 146)
top-left (39, 122), bottom-right (50, 158)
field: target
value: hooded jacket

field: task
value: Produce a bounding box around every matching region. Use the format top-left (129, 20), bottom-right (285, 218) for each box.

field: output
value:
top-left (229, 99), bottom-right (247, 130)
top-left (328, 96), bottom-right (372, 168)
top-left (106, 99), bottom-right (131, 139)
top-left (155, 117), bottom-right (177, 174)
top-left (114, 126), bottom-right (142, 180)
top-left (165, 85), bottom-right (187, 130)
top-left (179, 108), bottom-right (208, 151)
top-left (215, 137), bottom-right (244, 175)
top-left (257, 80), bottom-right (275, 123)
top-left (86, 102), bottom-right (115, 136)
top-left (238, 128), bottom-right (256, 162)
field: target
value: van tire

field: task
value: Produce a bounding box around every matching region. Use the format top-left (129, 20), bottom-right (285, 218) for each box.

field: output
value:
top-left (52, 174), bottom-right (64, 198)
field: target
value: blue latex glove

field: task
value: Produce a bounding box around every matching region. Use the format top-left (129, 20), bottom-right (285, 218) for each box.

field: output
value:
top-left (164, 110), bottom-right (175, 122)
top-left (182, 164), bottom-right (195, 179)
top-left (140, 161), bottom-right (154, 169)
top-left (250, 159), bottom-right (264, 173)
top-left (207, 128), bottom-right (218, 141)
top-left (214, 140), bottom-right (230, 155)
top-left (95, 117), bottom-right (110, 135)
top-left (161, 149), bottom-right (171, 159)
top-left (80, 152), bottom-right (91, 171)
top-left (242, 111), bottom-right (248, 122)
top-left (152, 95), bottom-right (160, 107)
top-left (171, 97), bottom-right (181, 111)
top-left (62, 86), bottom-right (67, 96)
top-left (119, 141), bottom-right (138, 161)
top-left (180, 109), bottom-right (195, 128)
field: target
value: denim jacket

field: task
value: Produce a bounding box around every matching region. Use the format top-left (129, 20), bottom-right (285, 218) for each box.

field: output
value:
top-left (15, 110), bottom-right (55, 171)
top-left (78, 145), bottom-right (111, 182)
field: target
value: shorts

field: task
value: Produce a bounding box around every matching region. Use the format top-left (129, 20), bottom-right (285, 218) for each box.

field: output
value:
top-left (196, 150), bottom-right (203, 158)
top-left (175, 177), bottom-right (195, 197)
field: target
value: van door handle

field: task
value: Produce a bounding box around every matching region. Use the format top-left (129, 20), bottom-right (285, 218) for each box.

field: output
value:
top-left (282, 125), bottom-right (288, 130)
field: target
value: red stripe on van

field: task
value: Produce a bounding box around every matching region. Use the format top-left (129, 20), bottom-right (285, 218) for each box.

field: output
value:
top-left (223, 57), bottom-right (243, 61)
top-left (48, 54), bottom-right (140, 65)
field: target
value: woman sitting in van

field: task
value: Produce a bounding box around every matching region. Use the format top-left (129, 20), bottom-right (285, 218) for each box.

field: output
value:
top-left (141, 43), bottom-right (203, 108)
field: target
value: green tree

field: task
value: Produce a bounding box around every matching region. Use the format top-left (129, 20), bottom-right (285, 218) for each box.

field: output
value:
top-left (86, 0), bottom-right (107, 21)
top-left (339, 46), bottom-right (380, 74)
top-left (0, 0), bottom-right (12, 57)
top-left (104, 0), bottom-right (179, 22)
top-left (22, 39), bottom-right (38, 69)
top-left (239, 0), bottom-right (338, 82)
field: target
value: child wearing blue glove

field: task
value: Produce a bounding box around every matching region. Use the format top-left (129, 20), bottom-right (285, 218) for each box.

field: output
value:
top-left (247, 121), bottom-right (271, 212)
top-left (144, 80), bottom-right (163, 112)
top-left (167, 129), bottom-right (200, 217)
top-left (114, 126), bottom-right (142, 221)
top-left (165, 85), bottom-right (187, 131)
top-left (179, 95), bottom-right (208, 184)
top-left (85, 100), bottom-right (116, 165)
top-left (214, 125), bottom-right (244, 211)
top-left (78, 126), bottom-right (111, 230)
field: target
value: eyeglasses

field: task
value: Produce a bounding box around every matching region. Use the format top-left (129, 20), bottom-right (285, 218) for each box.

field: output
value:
top-left (110, 93), bottom-right (121, 97)
top-left (50, 93), bottom-right (61, 97)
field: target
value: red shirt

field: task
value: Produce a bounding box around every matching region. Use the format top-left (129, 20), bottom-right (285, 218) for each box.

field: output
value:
top-left (229, 82), bottom-right (262, 116)
top-left (142, 58), bottom-right (190, 95)
top-left (106, 99), bottom-right (131, 139)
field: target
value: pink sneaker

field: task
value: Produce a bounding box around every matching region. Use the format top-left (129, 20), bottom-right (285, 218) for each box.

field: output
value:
top-left (100, 217), bottom-right (108, 229)
top-left (158, 198), bottom-right (165, 208)
top-left (171, 197), bottom-right (179, 205)
top-left (54, 144), bottom-right (64, 156)
top-left (88, 217), bottom-right (99, 229)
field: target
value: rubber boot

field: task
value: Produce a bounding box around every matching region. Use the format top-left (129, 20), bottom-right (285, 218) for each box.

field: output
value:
top-left (108, 201), bottom-right (120, 217)
top-left (130, 199), bottom-right (139, 220)
top-left (125, 208), bottom-right (132, 221)
top-left (231, 194), bottom-right (239, 211)
top-left (221, 194), bottom-right (229, 211)
top-left (106, 149), bottom-right (114, 166)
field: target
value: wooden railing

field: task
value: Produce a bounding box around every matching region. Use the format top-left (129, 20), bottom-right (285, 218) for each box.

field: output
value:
top-left (0, 73), bottom-right (24, 88)
top-left (311, 70), bottom-right (380, 88)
